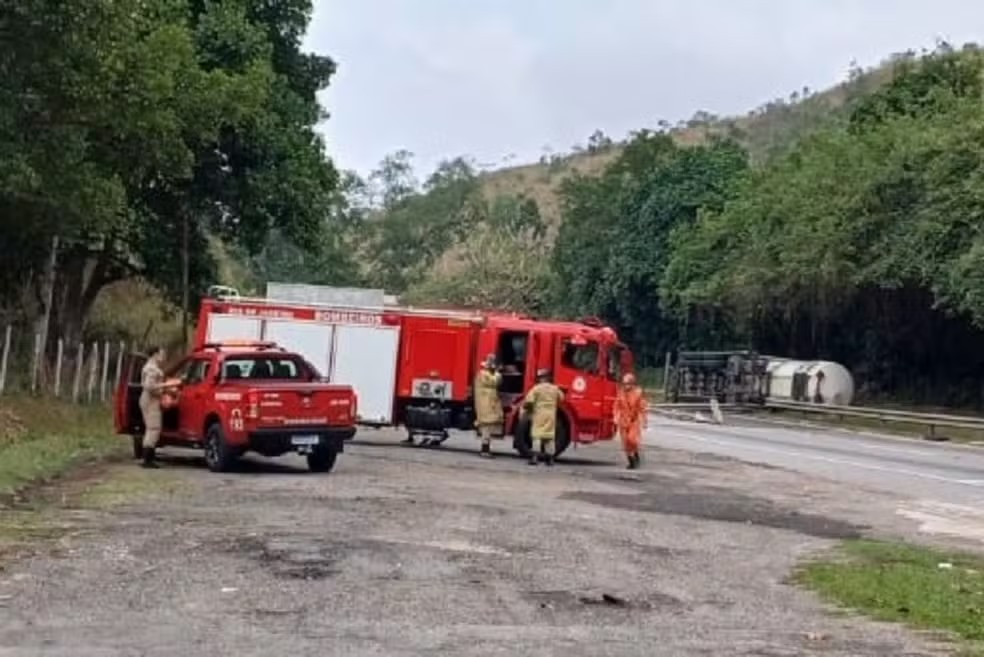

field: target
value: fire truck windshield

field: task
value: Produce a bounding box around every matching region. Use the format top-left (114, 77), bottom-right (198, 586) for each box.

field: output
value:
top-left (606, 345), bottom-right (625, 381)
top-left (561, 339), bottom-right (600, 375)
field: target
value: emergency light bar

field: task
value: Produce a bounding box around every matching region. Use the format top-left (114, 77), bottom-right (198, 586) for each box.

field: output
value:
top-left (201, 340), bottom-right (282, 351)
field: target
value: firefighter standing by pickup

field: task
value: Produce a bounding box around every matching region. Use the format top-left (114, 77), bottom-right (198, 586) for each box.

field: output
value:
top-left (138, 346), bottom-right (167, 469)
top-left (474, 354), bottom-right (503, 458)
top-left (522, 369), bottom-right (565, 467)
top-left (614, 372), bottom-right (647, 469)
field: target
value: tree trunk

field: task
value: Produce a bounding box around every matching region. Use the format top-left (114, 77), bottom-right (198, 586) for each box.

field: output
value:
top-left (52, 241), bottom-right (118, 348)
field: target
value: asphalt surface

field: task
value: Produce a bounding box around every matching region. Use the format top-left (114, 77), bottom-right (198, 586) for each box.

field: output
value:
top-left (649, 413), bottom-right (984, 545)
top-left (0, 430), bottom-right (954, 657)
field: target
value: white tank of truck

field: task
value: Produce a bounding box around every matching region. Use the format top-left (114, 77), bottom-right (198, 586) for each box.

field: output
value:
top-left (765, 359), bottom-right (855, 406)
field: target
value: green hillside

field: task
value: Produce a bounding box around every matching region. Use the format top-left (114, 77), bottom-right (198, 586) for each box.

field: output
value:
top-left (4, 10), bottom-right (981, 411)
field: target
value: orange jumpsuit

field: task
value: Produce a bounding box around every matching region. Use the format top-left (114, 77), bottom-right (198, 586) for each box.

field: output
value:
top-left (614, 386), bottom-right (647, 454)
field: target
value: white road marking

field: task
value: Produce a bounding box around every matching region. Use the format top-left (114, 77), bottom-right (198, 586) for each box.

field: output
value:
top-left (652, 429), bottom-right (984, 489)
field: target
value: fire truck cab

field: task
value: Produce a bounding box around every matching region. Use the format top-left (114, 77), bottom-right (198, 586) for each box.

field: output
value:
top-left (396, 311), bottom-right (633, 457)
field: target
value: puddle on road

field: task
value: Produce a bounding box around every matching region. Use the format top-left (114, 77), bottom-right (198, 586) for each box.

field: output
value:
top-left (562, 486), bottom-right (865, 540)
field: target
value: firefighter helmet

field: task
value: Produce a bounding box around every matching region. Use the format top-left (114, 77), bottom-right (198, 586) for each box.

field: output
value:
top-left (536, 368), bottom-right (552, 382)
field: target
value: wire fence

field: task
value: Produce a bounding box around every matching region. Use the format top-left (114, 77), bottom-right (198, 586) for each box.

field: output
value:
top-left (0, 324), bottom-right (132, 404)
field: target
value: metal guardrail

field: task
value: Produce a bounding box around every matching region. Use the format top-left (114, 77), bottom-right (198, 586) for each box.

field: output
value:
top-left (763, 399), bottom-right (984, 439)
top-left (649, 397), bottom-right (984, 440)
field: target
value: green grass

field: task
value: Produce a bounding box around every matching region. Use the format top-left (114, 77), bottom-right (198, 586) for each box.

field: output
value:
top-left (0, 395), bottom-right (124, 496)
top-left (0, 396), bottom-right (185, 557)
top-left (797, 540), bottom-right (984, 655)
top-left (78, 465), bottom-right (183, 508)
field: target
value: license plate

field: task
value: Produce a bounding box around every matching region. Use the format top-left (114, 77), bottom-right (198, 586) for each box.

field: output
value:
top-left (291, 435), bottom-right (320, 446)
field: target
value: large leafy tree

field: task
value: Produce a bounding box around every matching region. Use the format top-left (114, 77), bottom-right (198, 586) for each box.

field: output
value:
top-left (0, 0), bottom-right (339, 345)
top-left (552, 131), bottom-right (749, 364)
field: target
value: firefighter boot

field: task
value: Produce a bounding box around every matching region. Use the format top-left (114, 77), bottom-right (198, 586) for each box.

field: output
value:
top-left (528, 452), bottom-right (538, 466)
top-left (141, 447), bottom-right (160, 469)
top-left (544, 454), bottom-right (554, 467)
top-left (480, 442), bottom-right (493, 458)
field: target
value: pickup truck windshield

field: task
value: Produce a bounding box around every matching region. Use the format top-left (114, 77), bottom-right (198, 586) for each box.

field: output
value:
top-left (222, 356), bottom-right (311, 381)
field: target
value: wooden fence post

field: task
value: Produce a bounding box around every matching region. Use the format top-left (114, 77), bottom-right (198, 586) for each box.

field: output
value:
top-left (100, 340), bottom-right (111, 401)
top-left (53, 338), bottom-right (65, 398)
top-left (0, 325), bottom-right (11, 395)
top-left (30, 331), bottom-right (42, 394)
top-left (113, 341), bottom-right (125, 392)
top-left (87, 342), bottom-right (99, 403)
top-left (72, 343), bottom-right (85, 403)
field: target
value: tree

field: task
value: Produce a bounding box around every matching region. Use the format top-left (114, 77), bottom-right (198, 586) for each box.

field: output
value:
top-left (552, 131), bottom-right (749, 364)
top-left (662, 44), bottom-right (984, 405)
top-left (0, 0), bottom-right (340, 346)
top-left (404, 221), bottom-right (552, 314)
top-left (364, 155), bottom-right (483, 292)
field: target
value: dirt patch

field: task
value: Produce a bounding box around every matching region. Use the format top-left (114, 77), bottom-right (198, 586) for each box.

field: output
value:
top-left (527, 589), bottom-right (685, 613)
top-left (562, 485), bottom-right (866, 540)
top-left (223, 535), bottom-right (346, 581)
top-left (0, 408), bottom-right (26, 445)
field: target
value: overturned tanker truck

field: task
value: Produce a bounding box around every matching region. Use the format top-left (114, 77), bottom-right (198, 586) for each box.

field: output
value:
top-left (667, 350), bottom-right (855, 407)
top-left (194, 286), bottom-right (635, 459)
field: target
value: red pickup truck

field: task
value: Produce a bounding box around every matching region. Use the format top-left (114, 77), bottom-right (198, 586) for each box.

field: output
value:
top-left (113, 341), bottom-right (358, 473)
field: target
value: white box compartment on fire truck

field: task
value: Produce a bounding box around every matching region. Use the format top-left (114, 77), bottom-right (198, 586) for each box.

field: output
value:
top-left (200, 302), bottom-right (400, 425)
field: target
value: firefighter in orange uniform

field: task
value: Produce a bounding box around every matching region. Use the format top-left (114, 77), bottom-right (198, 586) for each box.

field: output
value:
top-left (522, 369), bottom-right (565, 467)
top-left (474, 354), bottom-right (503, 458)
top-left (614, 372), bottom-right (647, 469)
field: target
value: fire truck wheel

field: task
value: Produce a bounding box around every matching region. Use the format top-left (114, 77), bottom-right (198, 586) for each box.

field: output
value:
top-left (131, 435), bottom-right (143, 460)
top-left (513, 413), bottom-right (571, 460)
top-left (307, 447), bottom-right (338, 473)
top-left (204, 422), bottom-right (236, 473)
top-left (553, 414), bottom-right (571, 459)
top-left (512, 416), bottom-right (532, 458)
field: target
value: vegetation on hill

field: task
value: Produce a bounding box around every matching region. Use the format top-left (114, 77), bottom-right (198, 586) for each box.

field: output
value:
top-left (4, 10), bottom-right (983, 411)
top-left (351, 42), bottom-right (984, 408)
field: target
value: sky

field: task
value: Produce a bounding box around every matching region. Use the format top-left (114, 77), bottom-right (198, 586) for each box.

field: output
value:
top-left (304, 0), bottom-right (984, 177)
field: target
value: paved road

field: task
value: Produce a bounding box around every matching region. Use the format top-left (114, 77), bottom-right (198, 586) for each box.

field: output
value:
top-left (648, 413), bottom-right (984, 544)
top-left (0, 434), bottom-right (947, 656)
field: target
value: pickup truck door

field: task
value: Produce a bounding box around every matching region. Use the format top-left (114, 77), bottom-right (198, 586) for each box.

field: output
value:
top-left (114, 353), bottom-right (146, 435)
top-left (177, 358), bottom-right (213, 441)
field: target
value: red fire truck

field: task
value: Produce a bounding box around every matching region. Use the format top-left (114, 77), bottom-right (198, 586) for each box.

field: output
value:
top-left (193, 294), bottom-right (633, 458)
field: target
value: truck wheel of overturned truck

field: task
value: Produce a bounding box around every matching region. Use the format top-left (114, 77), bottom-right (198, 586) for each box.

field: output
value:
top-left (204, 422), bottom-right (236, 473)
top-left (131, 435), bottom-right (144, 460)
top-left (512, 414), bottom-right (571, 460)
top-left (307, 447), bottom-right (338, 473)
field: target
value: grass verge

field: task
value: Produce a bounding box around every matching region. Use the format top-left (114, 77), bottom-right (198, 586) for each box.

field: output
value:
top-left (0, 395), bottom-right (125, 497)
top-left (796, 539), bottom-right (984, 655)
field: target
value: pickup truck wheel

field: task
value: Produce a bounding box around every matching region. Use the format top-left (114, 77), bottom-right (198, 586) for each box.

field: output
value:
top-left (307, 447), bottom-right (338, 473)
top-left (204, 423), bottom-right (236, 473)
top-left (131, 435), bottom-right (144, 459)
